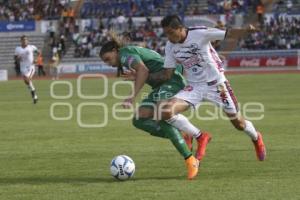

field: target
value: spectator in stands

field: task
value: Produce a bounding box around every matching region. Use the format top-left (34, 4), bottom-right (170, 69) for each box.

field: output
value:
top-left (57, 34), bottom-right (66, 58)
top-left (80, 0), bottom-right (167, 18)
top-left (192, 7), bottom-right (201, 15)
top-left (127, 16), bottom-right (134, 30)
top-left (116, 12), bottom-right (126, 31)
top-left (67, 6), bottom-right (75, 22)
top-left (286, 0), bottom-right (293, 12)
top-left (0, 0), bottom-right (70, 22)
top-left (50, 52), bottom-right (60, 80)
top-left (207, 0), bottom-right (251, 15)
top-left (122, 31), bottom-right (134, 45)
top-left (70, 14), bottom-right (171, 58)
top-left (47, 21), bottom-right (56, 45)
top-left (36, 53), bottom-right (46, 76)
top-left (256, 1), bottom-right (265, 27)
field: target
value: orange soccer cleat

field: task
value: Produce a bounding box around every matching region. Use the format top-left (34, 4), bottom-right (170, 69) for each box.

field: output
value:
top-left (185, 155), bottom-right (199, 180)
top-left (252, 132), bottom-right (266, 161)
top-left (195, 132), bottom-right (212, 161)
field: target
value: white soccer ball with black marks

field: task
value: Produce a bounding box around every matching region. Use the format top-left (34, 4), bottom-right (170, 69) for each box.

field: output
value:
top-left (110, 155), bottom-right (135, 180)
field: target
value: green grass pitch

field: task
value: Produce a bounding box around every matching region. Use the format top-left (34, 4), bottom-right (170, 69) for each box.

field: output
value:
top-left (0, 73), bottom-right (299, 200)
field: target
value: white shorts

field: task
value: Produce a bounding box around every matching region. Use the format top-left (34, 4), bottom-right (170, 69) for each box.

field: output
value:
top-left (21, 65), bottom-right (35, 78)
top-left (174, 81), bottom-right (239, 114)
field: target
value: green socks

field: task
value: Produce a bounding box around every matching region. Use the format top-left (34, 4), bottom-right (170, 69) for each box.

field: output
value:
top-left (132, 117), bottom-right (168, 138)
top-left (132, 117), bottom-right (192, 159)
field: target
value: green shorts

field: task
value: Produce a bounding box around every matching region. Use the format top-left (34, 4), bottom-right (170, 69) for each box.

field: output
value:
top-left (140, 81), bottom-right (184, 108)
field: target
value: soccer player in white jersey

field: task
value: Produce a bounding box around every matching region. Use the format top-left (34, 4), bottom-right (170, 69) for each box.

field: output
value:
top-left (158, 15), bottom-right (266, 161)
top-left (15, 35), bottom-right (40, 104)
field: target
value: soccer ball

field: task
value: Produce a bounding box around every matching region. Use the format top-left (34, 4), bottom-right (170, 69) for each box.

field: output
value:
top-left (110, 155), bottom-right (135, 181)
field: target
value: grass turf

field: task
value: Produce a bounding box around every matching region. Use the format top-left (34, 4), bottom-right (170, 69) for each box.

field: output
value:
top-left (0, 73), bottom-right (299, 200)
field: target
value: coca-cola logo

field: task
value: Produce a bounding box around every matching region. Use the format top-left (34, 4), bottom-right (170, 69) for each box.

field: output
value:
top-left (240, 59), bottom-right (260, 67)
top-left (266, 58), bottom-right (286, 66)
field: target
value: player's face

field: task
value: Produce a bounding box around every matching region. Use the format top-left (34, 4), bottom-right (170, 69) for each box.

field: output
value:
top-left (101, 50), bottom-right (120, 67)
top-left (21, 37), bottom-right (28, 47)
top-left (163, 26), bottom-right (185, 43)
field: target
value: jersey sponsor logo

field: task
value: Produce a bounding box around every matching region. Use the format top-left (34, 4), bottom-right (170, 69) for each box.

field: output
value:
top-left (181, 55), bottom-right (202, 69)
top-left (174, 43), bottom-right (199, 56)
top-left (173, 43), bottom-right (203, 69)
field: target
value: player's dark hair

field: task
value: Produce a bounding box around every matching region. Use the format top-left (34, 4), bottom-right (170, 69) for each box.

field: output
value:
top-left (99, 31), bottom-right (125, 57)
top-left (122, 31), bottom-right (132, 40)
top-left (99, 40), bottom-right (121, 57)
top-left (161, 15), bottom-right (184, 29)
top-left (20, 35), bottom-right (27, 40)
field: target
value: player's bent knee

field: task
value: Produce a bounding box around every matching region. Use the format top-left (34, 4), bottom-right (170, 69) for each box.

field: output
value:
top-left (132, 117), bottom-right (147, 131)
top-left (24, 76), bottom-right (31, 83)
top-left (233, 120), bottom-right (246, 131)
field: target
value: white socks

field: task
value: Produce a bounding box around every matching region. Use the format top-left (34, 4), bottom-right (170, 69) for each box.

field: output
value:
top-left (28, 80), bottom-right (35, 91)
top-left (166, 114), bottom-right (258, 141)
top-left (166, 114), bottom-right (201, 138)
top-left (244, 120), bottom-right (258, 140)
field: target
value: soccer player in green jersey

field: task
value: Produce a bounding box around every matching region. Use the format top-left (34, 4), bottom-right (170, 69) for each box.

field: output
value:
top-left (99, 39), bottom-right (206, 180)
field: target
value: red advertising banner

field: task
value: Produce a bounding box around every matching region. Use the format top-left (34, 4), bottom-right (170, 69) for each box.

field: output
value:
top-left (227, 57), bottom-right (298, 68)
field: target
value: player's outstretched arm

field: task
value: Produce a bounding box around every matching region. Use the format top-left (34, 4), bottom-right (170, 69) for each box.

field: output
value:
top-left (123, 62), bottom-right (149, 108)
top-left (225, 24), bottom-right (258, 39)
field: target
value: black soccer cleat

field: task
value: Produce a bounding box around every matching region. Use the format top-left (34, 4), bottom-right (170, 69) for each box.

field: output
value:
top-left (33, 96), bottom-right (38, 104)
top-left (31, 90), bottom-right (36, 99)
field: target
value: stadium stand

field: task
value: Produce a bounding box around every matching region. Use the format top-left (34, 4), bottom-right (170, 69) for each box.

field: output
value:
top-left (60, 0), bottom-right (300, 60)
top-left (272, 0), bottom-right (300, 14)
top-left (0, 0), bottom-right (69, 21)
top-left (238, 16), bottom-right (300, 50)
top-left (207, 0), bottom-right (251, 14)
top-left (80, 0), bottom-right (190, 18)
top-left (0, 0), bottom-right (300, 77)
top-left (61, 16), bottom-right (166, 62)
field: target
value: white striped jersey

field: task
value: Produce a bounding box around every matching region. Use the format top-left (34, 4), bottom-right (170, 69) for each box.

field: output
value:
top-left (164, 26), bottom-right (227, 84)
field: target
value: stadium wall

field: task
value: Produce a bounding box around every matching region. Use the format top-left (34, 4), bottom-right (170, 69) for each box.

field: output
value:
top-left (222, 50), bottom-right (300, 71)
top-left (56, 50), bottom-right (300, 77)
top-left (58, 61), bottom-right (117, 74)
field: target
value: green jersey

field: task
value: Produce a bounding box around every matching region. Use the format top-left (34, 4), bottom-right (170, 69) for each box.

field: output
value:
top-left (119, 46), bottom-right (185, 88)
